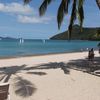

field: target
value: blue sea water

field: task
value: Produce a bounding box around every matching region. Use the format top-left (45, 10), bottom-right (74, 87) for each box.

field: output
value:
top-left (0, 39), bottom-right (99, 58)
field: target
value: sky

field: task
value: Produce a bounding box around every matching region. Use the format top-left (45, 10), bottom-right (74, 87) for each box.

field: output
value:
top-left (0, 0), bottom-right (100, 39)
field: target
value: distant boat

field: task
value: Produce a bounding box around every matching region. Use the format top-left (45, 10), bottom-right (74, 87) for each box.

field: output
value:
top-left (19, 38), bottom-right (24, 44)
top-left (42, 39), bottom-right (46, 44)
top-left (21, 38), bottom-right (24, 43)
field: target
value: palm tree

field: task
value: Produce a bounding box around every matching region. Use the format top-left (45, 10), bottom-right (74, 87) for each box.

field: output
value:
top-left (24, 0), bottom-right (100, 39)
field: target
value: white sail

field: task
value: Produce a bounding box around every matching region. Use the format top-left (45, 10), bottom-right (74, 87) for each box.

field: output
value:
top-left (19, 38), bottom-right (24, 44)
top-left (43, 39), bottom-right (45, 44)
top-left (19, 38), bottom-right (22, 44)
top-left (21, 39), bottom-right (24, 43)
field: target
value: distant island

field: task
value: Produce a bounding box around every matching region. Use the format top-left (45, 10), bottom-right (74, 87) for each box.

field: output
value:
top-left (50, 25), bottom-right (100, 40)
top-left (0, 36), bottom-right (17, 40)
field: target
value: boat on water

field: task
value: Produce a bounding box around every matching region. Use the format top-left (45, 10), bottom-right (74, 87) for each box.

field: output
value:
top-left (42, 39), bottom-right (46, 44)
top-left (19, 38), bottom-right (24, 44)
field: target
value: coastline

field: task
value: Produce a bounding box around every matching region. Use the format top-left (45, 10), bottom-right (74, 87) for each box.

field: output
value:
top-left (0, 50), bottom-right (99, 66)
top-left (0, 49), bottom-right (99, 60)
top-left (0, 50), bottom-right (88, 59)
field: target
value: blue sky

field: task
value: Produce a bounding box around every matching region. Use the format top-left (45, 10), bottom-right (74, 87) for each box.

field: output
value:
top-left (0, 0), bottom-right (100, 39)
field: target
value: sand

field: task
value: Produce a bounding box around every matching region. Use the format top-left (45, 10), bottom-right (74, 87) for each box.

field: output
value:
top-left (0, 51), bottom-right (100, 100)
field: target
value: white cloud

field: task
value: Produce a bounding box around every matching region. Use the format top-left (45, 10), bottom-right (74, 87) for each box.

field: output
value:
top-left (0, 2), bottom-right (33, 15)
top-left (0, 2), bottom-right (54, 24)
top-left (18, 15), bottom-right (53, 24)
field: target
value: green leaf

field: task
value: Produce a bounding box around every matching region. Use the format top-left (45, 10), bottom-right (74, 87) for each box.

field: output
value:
top-left (57, 0), bottom-right (71, 29)
top-left (78, 0), bottom-right (84, 32)
top-left (68, 0), bottom-right (77, 39)
top-left (24, 0), bottom-right (31, 4)
top-left (96, 0), bottom-right (100, 9)
top-left (39, 0), bottom-right (53, 16)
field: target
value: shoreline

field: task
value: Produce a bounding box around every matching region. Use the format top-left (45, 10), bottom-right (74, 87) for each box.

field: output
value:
top-left (0, 50), bottom-right (88, 59)
top-left (0, 49), bottom-right (99, 60)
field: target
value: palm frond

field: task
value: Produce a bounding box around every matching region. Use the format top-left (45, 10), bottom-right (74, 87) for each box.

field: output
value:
top-left (57, 0), bottom-right (71, 29)
top-left (78, 0), bottom-right (84, 8)
top-left (57, 0), bottom-right (65, 29)
top-left (68, 0), bottom-right (77, 39)
top-left (24, 0), bottom-right (31, 4)
top-left (64, 0), bottom-right (71, 14)
top-left (78, 6), bottom-right (84, 31)
top-left (77, 0), bottom-right (84, 31)
top-left (96, 0), bottom-right (100, 9)
top-left (39, 0), bottom-right (53, 16)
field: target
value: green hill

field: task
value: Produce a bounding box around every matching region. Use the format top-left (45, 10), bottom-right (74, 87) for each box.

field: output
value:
top-left (50, 25), bottom-right (100, 40)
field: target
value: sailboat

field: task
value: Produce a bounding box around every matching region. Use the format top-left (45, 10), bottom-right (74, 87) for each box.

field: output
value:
top-left (19, 38), bottom-right (24, 44)
top-left (21, 38), bottom-right (24, 43)
top-left (43, 39), bottom-right (46, 44)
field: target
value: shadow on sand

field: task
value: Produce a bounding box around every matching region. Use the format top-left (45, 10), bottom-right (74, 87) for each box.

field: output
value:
top-left (66, 56), bottom-right (100, 77)
top-left (27, 72), bottom-right (47, 76)
top-left (0, 64), bottom-right (38, 97)
top-left (14, 77), bottom-right (36, 97)
top-left (25, 62), bottom-right (70, 74)
top-left (0, 56), bottom-right (100, 97)
top-left (25, 56), bottom-right (100, 77)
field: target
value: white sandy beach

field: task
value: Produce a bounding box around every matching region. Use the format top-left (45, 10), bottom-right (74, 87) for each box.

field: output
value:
top-left (0, 51), bottom-right (100, 100)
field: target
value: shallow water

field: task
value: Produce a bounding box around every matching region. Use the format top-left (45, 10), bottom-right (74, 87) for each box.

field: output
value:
top-left (0, 39), bottom-right (99, 57)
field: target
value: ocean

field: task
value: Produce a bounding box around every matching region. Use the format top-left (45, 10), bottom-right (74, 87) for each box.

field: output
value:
top-left (0, 39), bottom-right (99, 58)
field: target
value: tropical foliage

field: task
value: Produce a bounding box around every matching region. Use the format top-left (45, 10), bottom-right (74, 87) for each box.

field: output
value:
top-left (24, 0), bottom-right (100, 39)
top-left (50, 25), bottom-right (100, 40)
